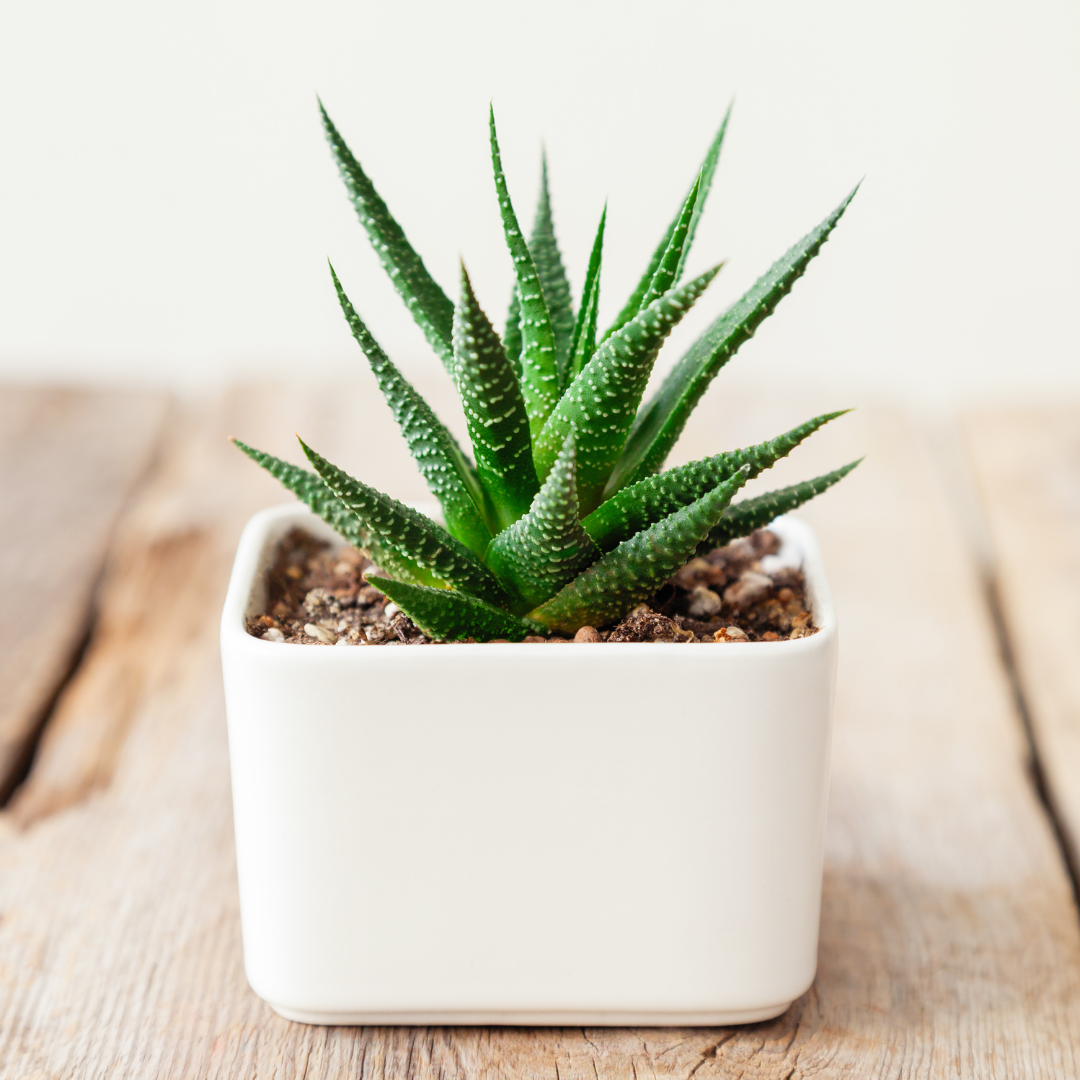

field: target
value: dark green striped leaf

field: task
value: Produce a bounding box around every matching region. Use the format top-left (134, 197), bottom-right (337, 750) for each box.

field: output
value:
top-left (532, 265), bottom-right (722, 515)
top-left (531, 152), bottom-right (576, 386)
top-left (529, 465), bottom-right (751, 633)
top-left (489, 106), bottom-right (559, 439)
top-left (603, 103), bottom-right (732, 341)
top-left (485, 433), bottom-right (601, 613)
top-left (329, 265), bottom-right (493, 554)
top-left (299, 438), bottom-right (508, 605)
top-left (231, 439), bottom-right (444, 588)
top-left (636, 172), bottom-right (702, 314)
top-left (583, 410), bottom-right (849, 551)
top-left (452, 264), bottom-right (539, 529)
top-left (503, 285), bottom-right (522, 372)
top-left (565, 205), bottom-right (606, 386)
top-left (698, 459), bottom-right (863, 553)
top-left (320, 101), bottom-right (455, 373)
top-left (608, 185), bottom-right (860, 495)
top-left (368, 575), bottom-right (546, 642)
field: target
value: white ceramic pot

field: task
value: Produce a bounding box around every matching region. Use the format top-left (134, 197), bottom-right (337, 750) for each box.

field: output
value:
top-left (220, 503), bottom-right (838, 1026)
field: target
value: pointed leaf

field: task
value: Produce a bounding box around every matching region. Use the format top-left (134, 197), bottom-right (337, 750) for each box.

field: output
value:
top-left (368, 575), bottom-right (545, 642)
top-left (698, 459), bottom-right (862, 553)
top-left (299, 439), bottom-right (508, 606)
top-left (529, 465), bottom-right (751, 634)
top-left (453, 264), bottom-right (539, 528)
top-left (530, 152), bottom-right (576, 385)
top-left (608, 185), bottom-right (860, 494)
top-left (504, 285), bottom-right (522, 371)
top-left (504, 162), bottom-right (577, 379)
top-left (583, 410), bottom-right (849, 551)
top-left (330, 266), bottom-right (493, 554)
top-left (231, 439), bottom-right (444, 588)
top-left (566, 205), bottom-right (606, 386)
top-left (636, 171), bottom-right (701, 314)
top-left (603, 103), bottom-right (732, 340)
top-left (532, 265), bottom-right (723, 515)
top-left (489, 106), bottom-right (559, 439)
top-left (320, 101), bottom-right (455, 373)
top-left (678, 101), bottom-right (733, 280)
top-left (485, 433), bottom-right (602, 613)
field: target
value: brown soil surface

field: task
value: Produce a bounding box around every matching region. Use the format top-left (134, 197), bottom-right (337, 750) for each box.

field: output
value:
top-left (245, 526), bottom-right (818, 646)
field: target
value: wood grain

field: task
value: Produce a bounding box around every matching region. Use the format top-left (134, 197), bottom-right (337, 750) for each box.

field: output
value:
top-left (0, 382), bottom-right (1078, 1077)
top-left (0, 386), bottom-right (167, 800)
top-left (964, 406), bottom-right (1080, 874)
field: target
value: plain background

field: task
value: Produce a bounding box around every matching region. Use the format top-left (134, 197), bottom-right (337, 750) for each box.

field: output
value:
top-left (1, 0), bottom-right (1078, 405)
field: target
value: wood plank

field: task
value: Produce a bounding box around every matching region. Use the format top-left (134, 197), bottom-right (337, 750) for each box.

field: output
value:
top-left (963, 406), bottom-right (1080, 873)
top-left (0, 386), bottom-right (167, 800)
top-left (0, 383), bottom-right (1078, 1077)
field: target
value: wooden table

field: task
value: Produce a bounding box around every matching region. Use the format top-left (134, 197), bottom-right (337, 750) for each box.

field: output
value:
top-left (2, 380), bottom-right (1079, 1078)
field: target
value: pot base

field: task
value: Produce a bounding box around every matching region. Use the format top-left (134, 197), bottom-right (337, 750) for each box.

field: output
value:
top-left (269, 1002), bottom-right (794, 1027)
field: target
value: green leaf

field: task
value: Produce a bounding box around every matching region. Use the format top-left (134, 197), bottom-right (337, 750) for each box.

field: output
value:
top-left (320, 101), bottom-right (456, 374)
top-left (608, 184), bottom-right (860, 495)
top-left (566, 205), bottom-right (606, 386)
top-left (329, 265), bottom-right (493, 555)
top-left (636, 171), bottom-right (702, 314)
top-left (603, 102), bottom-right (732, 341)
top-left (503, 285), bottom-right (522, 372)
top-left (489, 106), bottom-right (559, 440)
top-left (231, 439), bottom-right (444, 588)
top-left (583, 410), bottom-right (849, 551)
top-left (299, 438), bottom-right (509, 606)
top-left (368, 575), bottom-right (546, 642)
top-left (530, 151), bottom-right (576, 387)
top-left (485, 433), bottom-right (602, 613)
top-left (452, 263), bottom-right (539, 529)
top-left (678, 102), bottom-right (733, 280)
top-left (532, 264), bottom-right (723, 515)
top-left (503, 158), bottom-right (577, 384)
top-left (698, 458), bottom-right (863, 553)
top-left (529, 465), bottom-right (751, 634)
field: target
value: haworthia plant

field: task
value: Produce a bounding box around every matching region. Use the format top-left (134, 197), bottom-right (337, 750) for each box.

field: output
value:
top-left (529, 152), bottom-right (576, 385)
top-left (320, 101), bottom-right (456, 374)
top-left (369, 576), bottom-right (547, 642)
top-left (489, 107), bottom-right (559, 442)
top-left (530, 264), bottom-right (723, 514)
top-left (485, 432), bottom-right (600, 613)
top-left (329, 264), bottom-right (492, 555)
top-left (231, 440), bottom-right (445, 588)
top-left (299, 439), bottom-right (509, 606)
top-left (602, 101), bottom-right (732, 342)
top-left (452, 263), bottom-right (538, 529)
top-left (582, 411), bottom-right (849, 551)
top-left (566, 205), bottom-right (606, 385)
top-left (529, 465), bottom-right (753, 634)
top-left (236, 100), bottom-right (862, 640)
top-left (607, 184), bottom-right (860, 494)
top-left (697, 459), bottom-right (863, 555)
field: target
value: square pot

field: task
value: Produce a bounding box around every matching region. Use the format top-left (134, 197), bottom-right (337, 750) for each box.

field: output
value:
top-left (220, 503), bottom-right (837, 1026)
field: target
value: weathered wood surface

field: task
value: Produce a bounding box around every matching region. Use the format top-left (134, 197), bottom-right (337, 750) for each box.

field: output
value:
top-left (964, 407), bottom-right (1080, 878)
top-left (0, 387), bottom-right (167, 801)
top-left (0, 381), bottom-right (1079, 1078)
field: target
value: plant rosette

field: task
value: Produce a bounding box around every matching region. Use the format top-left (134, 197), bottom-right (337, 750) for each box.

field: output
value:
top-left (221, 98), bottom-right (860, 1024)
top-left (222, 503), bottom-right (837, 1025)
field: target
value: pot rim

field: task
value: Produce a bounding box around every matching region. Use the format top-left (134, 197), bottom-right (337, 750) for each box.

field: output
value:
top-left (221, 503), bottom-right (836, 659)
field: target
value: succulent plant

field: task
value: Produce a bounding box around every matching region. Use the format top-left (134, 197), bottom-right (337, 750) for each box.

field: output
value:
top-left (235, 102), bottom-right (861, 641)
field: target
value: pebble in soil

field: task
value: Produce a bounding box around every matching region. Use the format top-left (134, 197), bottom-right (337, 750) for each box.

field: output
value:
top-left (245, 526), bottom-right (818, 646)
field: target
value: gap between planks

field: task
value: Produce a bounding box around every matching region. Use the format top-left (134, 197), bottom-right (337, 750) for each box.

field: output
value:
top-left (962, 406), bottom-right (1080, 912)
top-left (0, 386), bottom-right (169, 807)
top-left (924, 414), bottom-right (1080, 911)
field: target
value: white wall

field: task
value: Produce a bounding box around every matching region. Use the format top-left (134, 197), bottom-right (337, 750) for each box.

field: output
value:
top-left (2, 0), bottom-right (1078, 403)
